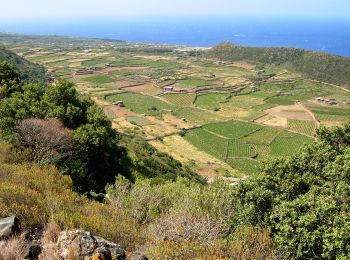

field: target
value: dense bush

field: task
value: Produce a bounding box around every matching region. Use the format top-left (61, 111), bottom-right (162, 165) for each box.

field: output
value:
top-left (0, 63), bottom-right (129, 192)
top-left (233, 122), bottom-right (350, 259)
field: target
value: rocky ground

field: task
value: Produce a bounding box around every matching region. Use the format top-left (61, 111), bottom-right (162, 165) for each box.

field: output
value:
top-left (0, 216), bottom-right (147, 260)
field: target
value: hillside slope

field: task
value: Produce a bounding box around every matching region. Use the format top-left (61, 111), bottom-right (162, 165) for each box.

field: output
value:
top-left (0, 47), bottom-right (49, 83)
top-left (206, 42), bottom-right (350, 88)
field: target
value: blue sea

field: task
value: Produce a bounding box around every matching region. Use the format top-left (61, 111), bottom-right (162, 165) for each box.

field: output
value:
top-left (1, 16), bottom-right (350, 57)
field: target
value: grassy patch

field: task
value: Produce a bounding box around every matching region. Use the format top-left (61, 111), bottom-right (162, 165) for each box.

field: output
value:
top-left (195, 93), bottom-right (229, 110)
top-left (126, 116), bottom-right (151, 126)
top-left (226, 158), bottom-right (260, 176)
top-left (83, 75), bottom-right (114, 84)
top-left (173, 107), bottom-right (224, 125)
top-left (176, 79), bottom-right (209, 88)
top-left (105, 92), bottom-right (174, 116)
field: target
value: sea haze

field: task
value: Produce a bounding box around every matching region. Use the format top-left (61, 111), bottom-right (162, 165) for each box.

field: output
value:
top-left (1, 16), bottom-right (350, 57)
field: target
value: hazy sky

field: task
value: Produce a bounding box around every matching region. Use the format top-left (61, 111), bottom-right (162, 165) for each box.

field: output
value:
top-left (1, 0), bottom-right (349, 20)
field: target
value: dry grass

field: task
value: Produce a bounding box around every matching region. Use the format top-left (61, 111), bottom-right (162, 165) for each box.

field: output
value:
top-left (42, 221), bottom-right (61, 245)
top-left (67, 247), bottom-right (79, 260)
top-left (39, 221), bottom-right (61, 260)
top-left (0, 235), bottom-right (26, 260)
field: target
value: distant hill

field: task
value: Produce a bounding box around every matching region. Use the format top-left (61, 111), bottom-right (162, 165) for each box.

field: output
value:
top-left (205, 42), bottom-right (350, 88)
top-left (0, 47), bottom-right (49, 83)
top-left (0, 32), bottom-right (124, 47)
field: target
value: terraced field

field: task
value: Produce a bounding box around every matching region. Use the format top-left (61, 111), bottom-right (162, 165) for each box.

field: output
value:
top-left (11, 40), bottom-right (350, 178)
top-left (287, 119), bottom-right (316, 136)
top-left (84, 75), bottom-right (114, 84)
top-left (184, 120), bottom-right (313, 176)
top-left (195, 93), bottom-right (229, 110)
top-left (105, 92), bottom-right (175, 116)
top-left (162, 93), bottom-right (196, 106)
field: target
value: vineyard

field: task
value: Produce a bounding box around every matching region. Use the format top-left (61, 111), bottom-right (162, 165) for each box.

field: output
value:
top-left (183, 128), bottom-right (228, 160)
top-left (270, 135), bottom-right (313, 156)
top-left (287, 119), bottom-right (316, 136)
top-left (185, 120), bottom-right (313, 175)
top-left (162, 93), bottom-right (196, 106)
top-left (195, 93), bottom-right (229, 110)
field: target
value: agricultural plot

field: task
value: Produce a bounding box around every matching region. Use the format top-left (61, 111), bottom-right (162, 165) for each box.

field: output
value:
top-left (250, 144), bottom-right (271, 158)
top-left (203, 121), bottom-right (261, 139)
top-left (176, 79), bottom-right (210, 88)
top-left (105, 92), bottom-right (175, 116)
top-left (305, 104), bottom-right (350, 126)
top-left (226, 140), bottom-right (256, 158)
top-left (222, 94), bottom-right (265, 109)
top-left (270, 135), bottom-right (313, 156)
top-left (184, 128), bottom-right (228, 160)
top-left (173, 107), bottom-right (225, 125)
top-left (162, 93), bottom-right (196, 106)
top-left (195, 93), bottom-right (229, 110)
top-left (148, 60), bottom-right (185, 69)
top-left (226, 158), bottom-right (260, 176)
top-left (185, 120), bottom-right (313, 175)
top-left (83, 75), bottom-right (114, 84)
top-left (243, 127), bottom-right (280, 144)
top-left (82, 56), bottom-right (117, 67)
top-left (287, 119), bottom-right (316, 136)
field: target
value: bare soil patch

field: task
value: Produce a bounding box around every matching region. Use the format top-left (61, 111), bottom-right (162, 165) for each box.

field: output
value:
top-left (266, 104), bottom-right (313, 121)
top-left (255, 114), bottom-right (288, 128)
top-left (105, 105), bottom-right (138, 117)
top-left (162, 114), bottom-right (193, 129)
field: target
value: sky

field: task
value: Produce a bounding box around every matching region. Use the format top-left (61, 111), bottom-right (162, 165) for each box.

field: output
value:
top-left (0, 0), bottom-right (349, 20)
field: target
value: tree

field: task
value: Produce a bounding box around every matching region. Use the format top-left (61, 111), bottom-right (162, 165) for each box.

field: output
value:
top-left (43, 80), bottom-right (92, 129)
top-left (0, 61), bottom-right (22, 99)
top-left (0, 83), bottom-right (45, 140)
top-left (69, 106), bottom-right (128, 192)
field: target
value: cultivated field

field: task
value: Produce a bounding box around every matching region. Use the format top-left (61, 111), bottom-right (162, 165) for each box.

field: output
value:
top-left (10, 40), bottom-right (350, 178)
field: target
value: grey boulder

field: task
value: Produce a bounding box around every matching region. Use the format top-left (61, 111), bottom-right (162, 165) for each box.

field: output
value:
top-left (57, 230), bottom-right (126, 260)
top-left (0, 216), bottom-right (20, 238)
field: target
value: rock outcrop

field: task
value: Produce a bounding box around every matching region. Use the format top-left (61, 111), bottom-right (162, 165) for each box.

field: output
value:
top-left (0, 216), bottom-right (20, 238)
top-left (57, 230), bottom-right (126, 260)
